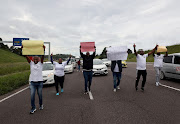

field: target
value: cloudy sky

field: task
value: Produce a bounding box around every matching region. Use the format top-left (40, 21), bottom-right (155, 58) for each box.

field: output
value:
top-left (1, 0), bottom-right (180, 56)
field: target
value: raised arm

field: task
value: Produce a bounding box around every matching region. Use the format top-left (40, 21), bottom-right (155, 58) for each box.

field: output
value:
top-left (92, 46), bottom-right (96, 58)
top-left (80, 46), bottom-right (85, 58)
top-left (41, 45), bottom-right (45, 63)
top-left (67, 55), bottom-right (72, 65)
top-left (133, 44), bottom-right (137, 56)
top-left (165, 51), bottom-right (168, 57)
top-left (51, 53), bottom-right (53, 64)
top-left (148, 45), bottom-right (158, 56)
top-left (25, 56), bottom-right (31, 63)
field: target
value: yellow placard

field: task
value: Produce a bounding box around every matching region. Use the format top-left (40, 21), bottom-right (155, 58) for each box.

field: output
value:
top-left (157, 46), bottom-right (167, 53)
top-left (22, 40), bottom-right (44, 55)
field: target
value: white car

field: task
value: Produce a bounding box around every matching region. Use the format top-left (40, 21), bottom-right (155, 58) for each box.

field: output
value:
top-left (102, 59), bottom-right (111, 67)
top-left (93, 59), bottom-right (108, 75)
top-left (42, 62), bottom-right (55, 85)
top-left (71, 59), bottom-right (77, 69)
top-left (64, 61), bottom-right (74, 73)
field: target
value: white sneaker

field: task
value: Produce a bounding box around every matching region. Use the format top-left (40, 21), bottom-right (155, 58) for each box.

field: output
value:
top-left (113, 89), bottom-right (116, 92)
top-left (117, 86), bottom-right (120, 90)
top-left (156, 82), bottom-right (159, 86)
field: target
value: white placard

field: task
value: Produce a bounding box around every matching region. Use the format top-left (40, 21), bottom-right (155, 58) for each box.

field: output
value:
top-left (107, 46), bottom-right (128, 60)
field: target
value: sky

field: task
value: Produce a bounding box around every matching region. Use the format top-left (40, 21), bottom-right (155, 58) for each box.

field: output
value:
top-left (0, 0), bottom-right (180, 56)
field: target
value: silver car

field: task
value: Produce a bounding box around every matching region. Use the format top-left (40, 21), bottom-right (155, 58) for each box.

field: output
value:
top-left (161, 53), bottom-right (180, 80)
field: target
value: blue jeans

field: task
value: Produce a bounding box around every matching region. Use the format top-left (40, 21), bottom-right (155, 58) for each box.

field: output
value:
top-left (30, 82), bottom-right (43, 109)
top-left (83, 71), bottom-right (93, 92)
top-left (78, 65), bottom-right (80, 71)
top-left (113, 72), bottom-right (122, 89)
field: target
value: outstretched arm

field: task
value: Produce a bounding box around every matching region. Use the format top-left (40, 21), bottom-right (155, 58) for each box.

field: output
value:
top-left (41, 45), bottom-right (45, 63)
top-left (133, 44), bottom-right (137, 56)
top-left (165, 51), bottom-right (168, 57)
top-left (67, 55), bottom-right (72, 65)
top-left (148, 45), bottom-right (158, 56)
top-left (80, 46), bottom-right (85, 58)
top-left (25, 56), bottom-right (31, 63)
top-left (92, 46), bottom-right (96, 58)
top-left (51, 53), bottom-right (53, 64)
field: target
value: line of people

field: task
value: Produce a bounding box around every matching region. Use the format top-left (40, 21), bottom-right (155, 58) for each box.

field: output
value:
top-left (25, 44), bottom-right (168, 114)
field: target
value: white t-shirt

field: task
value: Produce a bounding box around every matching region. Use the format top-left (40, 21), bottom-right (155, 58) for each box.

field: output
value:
top-left (154, 54), bottom-right (164, 67)
top-left (136, 54), bottom-right (148, 70)
top-left (53, 61), bottom-right (67, 77)
top-left (29, 61), bottom-right (43, 82)
top-left (114, 63), bottom-right (119, 72)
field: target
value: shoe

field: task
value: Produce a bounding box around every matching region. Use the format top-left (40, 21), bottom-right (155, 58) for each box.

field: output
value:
top-left (84, 92), bottom-right (88, 95)
top-left (39, 105), bottom-right (43, 110)
top-left (117, 86), bottom-right (120, 90)
top-left (141, 87), bottom-right (144, 91)
top-left (135, 87), bottom-right (138, 91)
top-left (30, 108), bottom-right (36, 114)
top-left (113, 89), bottom-right (116, 92)
top-left (61, 89), bottom-right (64, 93)
top-left (56, 93), bottom-right (59, 96)
top-left (156, 82), bottom-right (159, 86)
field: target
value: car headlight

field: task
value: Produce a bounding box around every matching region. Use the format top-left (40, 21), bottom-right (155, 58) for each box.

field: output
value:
top-left (47, 73), bottom-right (54, 77)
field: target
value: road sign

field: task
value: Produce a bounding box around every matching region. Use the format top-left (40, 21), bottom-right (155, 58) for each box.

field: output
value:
top-left (13, 38), bottom-right (29, 46)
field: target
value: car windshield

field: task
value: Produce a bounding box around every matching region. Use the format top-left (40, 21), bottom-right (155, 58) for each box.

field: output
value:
top-left (43, 63), bottom-right (54, 71)
top-left (66, 61), bottom-right (72, 65)
top-left (102, 59), bottom-right (108, 62)
top-left (93, 59), bottom-right (103, 65)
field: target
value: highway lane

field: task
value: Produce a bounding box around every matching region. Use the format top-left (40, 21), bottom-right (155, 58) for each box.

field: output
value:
top-left (0, 62), bottom-right (179, 124)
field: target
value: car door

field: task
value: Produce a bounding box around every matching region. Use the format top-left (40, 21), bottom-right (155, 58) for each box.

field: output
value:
top-left (163, 55), bottom-right (174, 78)
top-left (172, 55), bottom-right (180, 79)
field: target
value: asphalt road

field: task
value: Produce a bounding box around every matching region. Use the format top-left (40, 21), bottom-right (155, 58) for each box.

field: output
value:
top-left (0, 62), bottom-right (180, 124)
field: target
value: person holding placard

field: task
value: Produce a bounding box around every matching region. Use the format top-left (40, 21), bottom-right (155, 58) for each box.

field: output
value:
top-left (133, 44), bottom-right (158, 91)
top-left (80, 46), bottom-right (96, 94)
top-left (23, 45), bottom-right (45, 114)
top-left (153, 48), bottom-right (168, 86)
top-left (51, 54), bottom-right (71, 96)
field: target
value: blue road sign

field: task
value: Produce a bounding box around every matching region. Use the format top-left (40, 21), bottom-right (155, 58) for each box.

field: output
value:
top-left (13, 38), bottom-right (29, 46)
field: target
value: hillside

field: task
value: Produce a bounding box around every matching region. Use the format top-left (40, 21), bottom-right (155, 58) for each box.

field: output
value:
top-left (127, 44), bottom-right (180, 62)
top-left (0, 49), bottom-right (26, 64)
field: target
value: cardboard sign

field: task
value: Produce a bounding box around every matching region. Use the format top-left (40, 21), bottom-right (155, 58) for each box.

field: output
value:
top-left (80, 42), bottom-right (95, 52)
top-left (107, 46), bottom-right (128, 60)
top-left (22, 40), bottom-right (44, 55)
top-left (157, 46), bottom-right (167, 53)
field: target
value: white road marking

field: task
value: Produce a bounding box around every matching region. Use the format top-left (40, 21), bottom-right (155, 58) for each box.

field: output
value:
top-left (87, 88), bottom-right (94, 100)
top-left (159, 83), bottom-right (180, 92)
top-left (0, 86), bottom-right (29, 103)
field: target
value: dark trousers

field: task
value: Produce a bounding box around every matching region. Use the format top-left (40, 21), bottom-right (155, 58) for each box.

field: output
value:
top-left (135, 70), bottom-right (147, 88)
top-left (83, 71), bottom-right (93, 92)
top-left (113, 72), bottom-right (122, 89)
top-left (54, 75), bottom-right (64, 93)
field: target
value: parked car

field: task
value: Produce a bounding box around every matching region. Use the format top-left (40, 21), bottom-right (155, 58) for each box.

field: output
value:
top-left (160, 53), bottom-right (180, 80)
top-left (93, 59), bottom-right (108, 75)
top-left (102, 59), bottom-right (111, 67)
top-left (71, 59), bottom-right (77, 69)
top-left (42, 62), bottom-right (55, 85)
top-left (80, 60), bottom-right (83, 67)
top-left (64, 61), bottom-right (74, 73)
top-left (122, 60), bottom-right (127, 68)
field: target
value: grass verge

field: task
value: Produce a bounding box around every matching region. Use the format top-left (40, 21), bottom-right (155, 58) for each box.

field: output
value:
top-left (0, 71), bottom-right (30, 95)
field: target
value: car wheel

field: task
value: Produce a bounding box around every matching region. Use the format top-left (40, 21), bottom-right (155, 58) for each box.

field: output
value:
top-left (160, 71), bottom-right (165, 80)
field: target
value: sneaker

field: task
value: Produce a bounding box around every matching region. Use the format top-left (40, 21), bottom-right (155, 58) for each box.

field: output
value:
top-left (56, 93), bottom-right (59, 96)
top-left (113, 89), bottom-right (116, 92)
top-left (61, 89), bottom-right (64, 93)
top-left (84, 92), bottom-right (88, 95)
top-left (156, 82), bottom-right (159, 86)
top-left (141, 87), bottom-right (144, 91)
top-left (30, 108), bottom-right (36, 114)
top-left (39, 105), bottom-right (44, 110)
top-left (135, 87), bottom-right (138, 91)
top-left (117, 86), bottom-right (120, 90)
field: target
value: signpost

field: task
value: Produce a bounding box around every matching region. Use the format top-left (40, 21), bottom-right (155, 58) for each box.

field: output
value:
top-left (13, 38), bottom-right (29, 46)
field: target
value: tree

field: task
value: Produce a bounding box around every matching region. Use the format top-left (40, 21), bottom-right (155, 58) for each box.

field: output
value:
top-left (0, 38), bottom-right (9, 49)
top-left (127, 49), bottom-right (132, 54)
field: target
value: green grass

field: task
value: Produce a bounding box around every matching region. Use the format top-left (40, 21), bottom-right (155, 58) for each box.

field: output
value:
top-left (0, 71), bottom-right (30, 95)
top-left (0, 62), bottom-right (29, 76)
top-left (0, 49), bottom-right (26, 64)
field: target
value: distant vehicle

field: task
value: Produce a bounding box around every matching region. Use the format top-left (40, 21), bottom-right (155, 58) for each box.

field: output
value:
top-left (93, 59), bottom-right (108, 75)
top-left (160, 53), bottom-right (180, 80)
top-left (42, 62), bottom-right (55, 85)
top-left (122, 60), bottom-right (127, 68)
top-left (80, 60), bottom-right (83, 67)
top-left (102, 59), bottom-right (111, 67)
top-left (64, 61), bottom-right (74, 73)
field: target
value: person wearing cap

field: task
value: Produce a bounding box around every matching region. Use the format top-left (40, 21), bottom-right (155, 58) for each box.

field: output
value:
top-left (133, 44), bottom-right (158, 91)
top-left (80, 46), bottom-right (96, 94)
top-left (153, 50), bottom-right (168, 86)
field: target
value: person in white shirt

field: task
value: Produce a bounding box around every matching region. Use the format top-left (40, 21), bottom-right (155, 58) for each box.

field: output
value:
top-left (153, 51), bottom-right (168, 86)
top-left (133, 44), bottom-right (158, 91)
top-left (51, 54), bottom-right (71, 96)
top-left (24, 45), bottom-right (45, 114)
